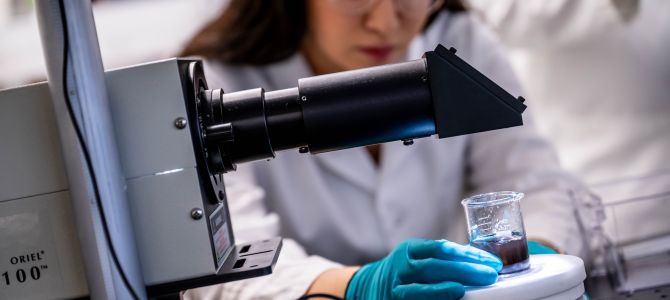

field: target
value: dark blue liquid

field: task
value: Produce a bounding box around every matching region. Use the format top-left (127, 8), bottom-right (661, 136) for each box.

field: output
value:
top-left (470, 233), bottom-right (529, 274)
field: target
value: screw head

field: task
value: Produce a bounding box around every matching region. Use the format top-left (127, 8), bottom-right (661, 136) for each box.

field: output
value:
top-left (174, 117), bottom-right (187, 129)
top-left (190, 208), bottom-right (204, 220)
top-left (402, 139), bottom-right (414, 146)
top-left (299, 146), bottom-right (309, 153)
top-left (301, 96), bottom-right (307, 102)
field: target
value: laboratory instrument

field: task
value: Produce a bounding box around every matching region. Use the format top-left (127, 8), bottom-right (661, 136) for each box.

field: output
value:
top-left (585, 171), bottom-right (670, 299)
top-left (0, 1), bottom-right (527, 299)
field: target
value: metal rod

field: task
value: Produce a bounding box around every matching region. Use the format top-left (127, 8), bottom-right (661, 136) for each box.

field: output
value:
top-left (35, 1), bottom-right (145, 299)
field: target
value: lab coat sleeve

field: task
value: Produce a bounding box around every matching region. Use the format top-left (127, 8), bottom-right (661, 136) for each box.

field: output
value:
top-left (461, 28), bottom-right (594, 258)
top-left (182, 165), bottom-right (342, 300)
top-left (464, 0), bottom-right (622, 49)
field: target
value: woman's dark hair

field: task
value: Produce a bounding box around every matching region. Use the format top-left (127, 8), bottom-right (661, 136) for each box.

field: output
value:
top-left (180, 0), bottom-right (466, 65)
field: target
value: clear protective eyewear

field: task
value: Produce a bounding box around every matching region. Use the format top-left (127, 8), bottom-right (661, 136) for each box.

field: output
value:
top-left (330, 0), bottom-right (444, 17)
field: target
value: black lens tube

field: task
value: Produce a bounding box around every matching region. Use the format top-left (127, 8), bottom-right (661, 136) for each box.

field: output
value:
top-left (299, 58), bottom-right (433, 153)
top-left (263, 87), bottom-right (306, 151)
top-left (201, 44), bottom-right (527, 173)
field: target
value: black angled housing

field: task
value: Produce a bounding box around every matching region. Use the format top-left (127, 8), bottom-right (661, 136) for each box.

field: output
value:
top-left (425, 44), bottom-right (527, 138)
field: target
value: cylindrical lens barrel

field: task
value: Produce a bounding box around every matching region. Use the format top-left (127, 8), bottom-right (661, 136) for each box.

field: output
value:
top-left (298, 59), bottom-right (434, 153)
top-left (203, 58), bottom-right (436, 170)
top-left (263, 87), bottom-right (306, 151)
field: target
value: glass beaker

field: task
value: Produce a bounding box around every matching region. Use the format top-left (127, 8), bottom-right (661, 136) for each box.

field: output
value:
top-left (461, 191), bottom-right (530, 274)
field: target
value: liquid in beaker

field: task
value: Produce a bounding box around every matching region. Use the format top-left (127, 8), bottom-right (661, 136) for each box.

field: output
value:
top-left (470, 231), bottom-right (529, 274)
top-left (462, 191), bottom-right (530, 274)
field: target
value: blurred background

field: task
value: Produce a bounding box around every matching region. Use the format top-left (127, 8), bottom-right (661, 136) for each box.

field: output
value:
top-left (0, 0), bottom-right (227, 88)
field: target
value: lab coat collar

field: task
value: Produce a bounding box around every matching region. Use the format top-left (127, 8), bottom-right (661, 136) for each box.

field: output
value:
top-left (265, 53), bottom-right (313, 90)
top-left (315, 148), bottom-right (379, 194)
top-left (379, 140), bottom-right (415, 179)
top-left (313, 141), bottom-right (417, 196)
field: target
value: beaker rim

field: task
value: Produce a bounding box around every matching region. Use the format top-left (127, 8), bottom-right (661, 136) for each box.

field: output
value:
top-left (461, 191), bottom-right (524, 207)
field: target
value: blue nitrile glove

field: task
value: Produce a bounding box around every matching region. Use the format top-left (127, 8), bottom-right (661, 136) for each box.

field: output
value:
top-left (528, 241), bottom-right (558, 254)
top-left (345, 239), bottom-right (503, 300)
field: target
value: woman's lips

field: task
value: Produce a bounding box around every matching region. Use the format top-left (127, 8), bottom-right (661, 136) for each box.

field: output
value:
top-left (359, 46), bottom-right (394, 60)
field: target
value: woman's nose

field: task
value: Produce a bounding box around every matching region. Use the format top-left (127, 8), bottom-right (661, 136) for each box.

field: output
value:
top-left (364, 0), bottom-right (401, 36)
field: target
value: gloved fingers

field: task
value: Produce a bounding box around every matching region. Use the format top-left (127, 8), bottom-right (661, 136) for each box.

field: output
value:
top-left (407, 239), bottom-right (502, 272)
top-left (400, 258), bottom-right (499, 286)
top-left (392, 281), bottom-right (465, 300)
top-left (405, 239), bottom-right (443, 259)
top-left (438, 241), bottom-right (503, 272)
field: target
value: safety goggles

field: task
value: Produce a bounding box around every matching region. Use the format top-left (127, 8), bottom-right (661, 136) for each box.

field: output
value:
top-left (329, 0), bottom-right (445, 17)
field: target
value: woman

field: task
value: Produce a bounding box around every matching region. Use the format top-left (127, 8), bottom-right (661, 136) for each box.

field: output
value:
top-left (182, 0), bottom-right (592, 299)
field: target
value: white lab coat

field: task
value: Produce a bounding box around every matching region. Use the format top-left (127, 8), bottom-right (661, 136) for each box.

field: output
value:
top-left (466, 0), bottom-right (670, 246)
top-left (184, 11), bottom-right (595, 300)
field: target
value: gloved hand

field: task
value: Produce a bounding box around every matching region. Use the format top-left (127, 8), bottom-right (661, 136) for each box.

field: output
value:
top-left (528, 241), bottom-right (558, 254)
top-left (345, 239), bottom-right (502, 300)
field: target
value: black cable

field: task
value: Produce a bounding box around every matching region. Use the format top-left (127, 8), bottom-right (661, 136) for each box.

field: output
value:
top-left (58, 1), bottom-right (141, 299)
top-left (296, 293), bottom-right (344, 300)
